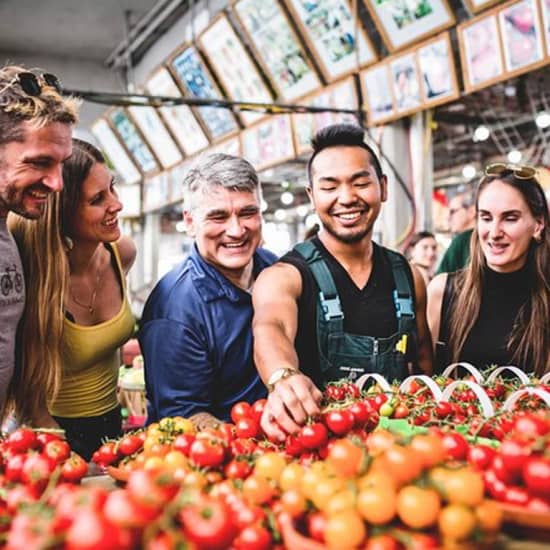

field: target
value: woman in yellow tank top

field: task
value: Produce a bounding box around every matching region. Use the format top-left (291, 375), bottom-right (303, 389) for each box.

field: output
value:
top-left (8, 139), bottom-right (136, 459)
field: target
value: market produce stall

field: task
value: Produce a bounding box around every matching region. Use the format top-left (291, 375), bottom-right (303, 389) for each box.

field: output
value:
top-left (0, 365), bottom-right (549, 549)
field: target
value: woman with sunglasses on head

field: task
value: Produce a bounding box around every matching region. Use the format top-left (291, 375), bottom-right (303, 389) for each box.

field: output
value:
top-left (8, 139), bottom-right (136, 459)
top-left (427, 164), bottom-right (549, 376)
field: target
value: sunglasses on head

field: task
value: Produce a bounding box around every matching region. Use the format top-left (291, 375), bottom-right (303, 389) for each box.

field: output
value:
top-left (13, 72), bottom-right (62, 96)
top-left (484, 162), bottom-right (537, 180)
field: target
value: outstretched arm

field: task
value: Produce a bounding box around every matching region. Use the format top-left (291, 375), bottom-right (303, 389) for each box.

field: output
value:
top-left (252, 263), bottom-right (322, 440)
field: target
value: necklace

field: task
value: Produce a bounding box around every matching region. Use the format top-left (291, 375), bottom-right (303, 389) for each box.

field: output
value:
top-left (70, 253), bottom-right (107, 315)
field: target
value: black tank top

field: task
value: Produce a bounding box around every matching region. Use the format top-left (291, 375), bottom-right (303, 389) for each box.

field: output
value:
top-left (280, 238), bottom-right (416, 387)
top-left (438, 264), bottom-right (531, 371)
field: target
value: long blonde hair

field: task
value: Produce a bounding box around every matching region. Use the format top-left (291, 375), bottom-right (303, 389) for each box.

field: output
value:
top-left (6, 139), bottom-right (106, 423)
top-left (448, 172), bottom-right (550, 376)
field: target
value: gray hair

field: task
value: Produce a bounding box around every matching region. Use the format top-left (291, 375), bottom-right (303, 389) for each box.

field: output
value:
top-left (183, 153), bottom-right (260, 212)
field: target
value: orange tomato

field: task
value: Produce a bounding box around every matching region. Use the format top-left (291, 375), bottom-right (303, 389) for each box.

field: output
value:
top-left (279, 463), bottom-right (304, 492)
top-left (396, 485), bottom-right (441, 529)
top-left (475, 500), bottom-right (503, 533)
top-left (163, 450), bottom-right (188, 471)
top-left (242, 475), bottom-right (276, 505)
top-left (438, 504), bottom-right (477, 541)
top-left (254, 452), bottom-right (287, 484)
top-left (324, 510), bottom-right (366, 549)
top-left (280, 489), bottom-right (307, 518)
top-left (410, 434), bottom-right (446, 468)
top-left (382, 444), bottom-right (423, 485)
top-left (325, 489), bottom-right (356, 516)
top-left (367, 430), bottom-right (396, 456)
top-left (327, 439), bottom-right (366, 478)
top-left (444, 468), bottom-right (484, 507)
top-left (310, 477), bottom-right (344, 511)
top-left (356, 486), bottom-right (397, 525)
top-left (358, 466), bottom-right (397, 492)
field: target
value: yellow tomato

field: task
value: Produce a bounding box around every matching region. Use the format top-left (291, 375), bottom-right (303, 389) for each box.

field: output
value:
top-left (163, 450), bottom-right (188, 471)
top-left (279, 463), bottom-right (305, 492)
top-left (254, 452), bottom-right (287, 484)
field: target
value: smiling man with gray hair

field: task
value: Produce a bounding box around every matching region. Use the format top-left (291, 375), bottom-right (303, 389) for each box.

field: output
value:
top-left (139, 153), bottom-right (276, 427)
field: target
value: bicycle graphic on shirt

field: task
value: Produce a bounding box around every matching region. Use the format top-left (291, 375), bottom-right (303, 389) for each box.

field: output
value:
top-left (1, 265), bottom-right (23, 297)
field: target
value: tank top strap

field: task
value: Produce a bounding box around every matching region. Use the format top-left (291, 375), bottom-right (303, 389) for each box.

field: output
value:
top-left (107, 241), bottom-right (126, 292)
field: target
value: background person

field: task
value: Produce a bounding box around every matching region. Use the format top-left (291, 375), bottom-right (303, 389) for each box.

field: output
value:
top-left (406, 230), bottom-right (438, 285)
top-left (0, 65), bottom-right (77, 413)
top-left (9, 139), bottom-right (136, 459)
top-left (253, 124), bottom-right (433, 441)
top-left (139, 154), bottom-right (276, 428)
top-left (428, 164), bottom-right (549, 376)
top-left (437, 186), bottom-right (476, 274)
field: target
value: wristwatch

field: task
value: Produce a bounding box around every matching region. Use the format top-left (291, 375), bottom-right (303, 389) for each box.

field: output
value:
top-left (267, 367), bottom-right (298, 392)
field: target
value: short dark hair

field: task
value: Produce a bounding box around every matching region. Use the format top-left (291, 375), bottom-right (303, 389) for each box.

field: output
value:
top-left (307, 123), bottom-right (384, 184)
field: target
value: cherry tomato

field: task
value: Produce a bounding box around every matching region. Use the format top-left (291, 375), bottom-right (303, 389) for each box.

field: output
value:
top-left (117, 434), bottom-right (143, 457)
top-left (231, 402), bottom-right (252, 424)
top-left (467, 444), bottom-right (496, 471)
top-left (235, 417), bottom-right (260, 439)
top-left (6, 428), bottom-right (38, 454)
top-left (189, 438), bottom-right (225, 468)
top-left (173, 433), bottom-right (195, 456)
top-left (500, 439), bottom-right (531, 477)
top-left (522, 455), bottom-right (550, 496)
top-left (233, 523), bottom-right (272, 550)
top-left (324, 409), bottom-right (354, 436)
top-left (21, 453), bottom-right (54, 492)
top-left (250, 399), bottom-right (267, 423)
top-left (43, 439), bottom-right (71, 464)
top-left (60, 453), bottom-right (88, 483)
top-left (298, 422), bottom-right (328, 450)
top-left (348, 401), bottom-right (370, 428)
top-left (225, 459), bottom-right (253, 480)
top-left (441, 432), bottom-right (469, 461)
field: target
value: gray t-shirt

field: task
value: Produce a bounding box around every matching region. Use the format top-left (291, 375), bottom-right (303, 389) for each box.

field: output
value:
top-left (0, 217), bottom-right (25, 408)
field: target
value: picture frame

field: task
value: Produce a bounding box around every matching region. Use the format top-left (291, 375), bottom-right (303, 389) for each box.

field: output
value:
top-left (108, 108), bottom-right (160, 175)
top-left (204, 135), bottom-right (243, 158)
top-left (127, 105), bottom-right (183, 170)
top-left (241, 115), bottom-right (296, 170)
top-left (362, 0), bottom-right (455, 52)
top-left (389, 52), bottom-right (422, 114)
top-left (498, 0), bottom-right (546, 76)
top-left (541, 0), bottom-right (550, 55)
top-left (145, 67), bottom-right (210, 156)
top-left (142, 172), bottom-right (171, 213)
top-left (417, 32), bottom-right (459, 107)
top-left (292, 77), bottom-right (359, 154)
top-left (458, 13), bottom-right (505, 92)
top-left (283, 0), bottom-right (377, 82)
top-left (169, 44), bottom-right (240, 141)
top-left (232, 0), bottom-right (321, 101)
top-left (361, 62), bottom-right (396, 125)
top-left (463, 0), bottom-right (502, 14)
top-left (197, 14), bottom-right (273, 126)
top-left (90, 119), bottom-right (141, 185)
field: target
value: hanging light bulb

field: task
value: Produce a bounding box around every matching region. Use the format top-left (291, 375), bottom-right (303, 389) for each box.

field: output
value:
top-left (296, 205), bottom-right (310, 217)
top-left (305, 213), bottom-right (320, 228)
top-left (260, 199), bottom-right (268, 212)
top-left (473, 125), bottom-right (490, 142)
top-left (507, 150), bottom-right (522, 164)
top-left (281, 191), bottom-right (294, 205)
top-left (462, 164), bottom-right (476, 179)
top-left (536, 112), bottom-right (550, 129)
top-left (274, 209), bottom-right (287, 221)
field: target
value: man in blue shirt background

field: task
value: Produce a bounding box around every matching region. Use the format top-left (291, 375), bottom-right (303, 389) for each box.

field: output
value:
top-left (139, 153), bottom-right (276, 427)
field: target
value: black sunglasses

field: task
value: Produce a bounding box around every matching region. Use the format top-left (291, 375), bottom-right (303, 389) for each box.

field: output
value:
top-left (13, 72), bottom-right (62, 96)
top-left (485, 162), bottom-right (537, 180)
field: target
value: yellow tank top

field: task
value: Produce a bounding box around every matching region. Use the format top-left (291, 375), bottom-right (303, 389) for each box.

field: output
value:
top-left (50, 243), bottom-right (135, 418)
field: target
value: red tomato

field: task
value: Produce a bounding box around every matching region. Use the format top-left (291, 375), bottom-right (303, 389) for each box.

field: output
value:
top-left (500, 439), bottom-right (531, 477)
top-left (6, 428), bottom-right (38, 454)
top-left (393, 403), bottom-right (410, 419)
top-left (225, 459), bottom-right (253, 480)
top-left (491, 455), bottom-right (519, 485)
top-left (298, 422), bottom-right (328, 450)
top-left (180, 496), bottom-right (237, 550)
top-left (235, 417), bottom-right (261, 439)
top-left (325, 385), bottom-right (345, 401)
top-left (5, 484), bottom-right (39, 514)
top-left (5, 453), bottom-right (26, 483)
top-left (36, 431), bottom-right (63, 449)
top-left (126, 469), bottom-right (179, 510)
top-left (43, 439), bottom-right (71, 464)
top-left (307, 511), bottom-right (326, 542)
top-left (60, 453), bottom-right (88, 483)
top-left (504, 485), bottom-right (529, 506)
top-left (441, 431), bottom-right (469, 460)
top-left (435, 401), bottom-right (453, 418)
top-left (21, 453), bottom-right (54, 491)
top-left (231, 402), bottom-right (252, 424)
top-left (251, 399), bottom-right (267, 423)
top-left (92, 442), bottom-right (119, 467)
top-left (348, 401), bottom-right (370, 428)
top-left (117, 434), bottom-right (143, 457)
top-left (228, 499), bottom-right (266, 530)
top-left (324, 409), bottom-right (354, 436)
top-left (103, 488), bottom-right (158, 528)
top-left (512, 413), bottom-right (550, 439)
top-left (467, 444), bottom-right (496, 471)
top-left (483, 469), bottom-right (507, 501)
top-left (283, 435), bottom-right (304, 458)
top-left (189, 439), bottom-right (226, 468)
top-left (522, 455), bottom-right (550, 496)
top-left (233, 523), bottom-right (272, 550)
top-left (173, 433), bottom-right (195, 456)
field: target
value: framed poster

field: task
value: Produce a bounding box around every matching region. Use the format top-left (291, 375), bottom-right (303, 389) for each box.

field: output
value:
top-left (169, 159), bottom-right (194, 203)
top-left (241, 115), bottom-right (296, 170)
top-left (169, 45), bottom-right (239, 140)
top-left (145, 67), bottom-right (209, 156)
top-left (499, 0), bottom-right (545, 75)
top-left (143, 173), bottom-right (171, 213)
top-left (361, 63), bottom-right (396, 125)
top-left (292, 77), bottom-right (359, 154)
top-left (90, 119), bottom-right (141, 185)
top-left (464, 0), bottom-right (502, 14)
top-left (109, 109), bottom-right (159, 175)
top-left (541, 0), bottom-right (550, 55)
top-left (197, 14), bottom-right (272, 125)
top-left (458, 14), bottom-right (505, 92)
top-left (417, 32), bottom-right (459, 106)
top-left (284, 0), bottom-right (377, 82)
top-left (390, 52), bottom-right (422, 114)
top-left (204, 136), bottom-right (243, 158)
top-left (233, 0), bottom-right (321, 101)
top-left (128, 106), bottom-right (183, 169)
top-left (362, 0), bottom-right (455, 52)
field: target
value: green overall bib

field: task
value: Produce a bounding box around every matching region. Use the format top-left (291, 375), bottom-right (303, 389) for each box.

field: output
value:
top-left (294, 240), bottom-right (417, 385)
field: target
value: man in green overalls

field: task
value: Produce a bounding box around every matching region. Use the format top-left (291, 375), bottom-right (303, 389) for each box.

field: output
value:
top-left (252, 124), bottom-right (433, 441)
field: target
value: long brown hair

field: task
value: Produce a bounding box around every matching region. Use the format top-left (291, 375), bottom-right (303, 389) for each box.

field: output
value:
top-left (6, 139), bottom-right (106, 423)
top-left (448, 171), bottom-right (550, 376)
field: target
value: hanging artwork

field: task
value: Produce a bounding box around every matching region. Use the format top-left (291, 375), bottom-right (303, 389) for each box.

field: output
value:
top-left (145, 67), bottom-right (209, 155)
top-left (108, 109), bottom-right (159, 175)
top-left (417, 32), bottom-right (459, 106)
top-left (361, 63), bottom-right (396, 124)
top-left (91, 119), bottom-right (141, 185)
top-left (542, 0), bottom-right (550, 55)
top-left (362, 0), bottom-right (454, 52)
top-left (170, 45), bottom-right (239, 140)
top-left (128, 106), bottom-right (183, 169)
top-left (198, 14), bottom-right (273, 125)
top-left (463, 0), bottom-right (502, 14)
top-left (284, 0), bottom-right (376, 82)
top-left (499, 0), bottom-right (545, 75)
top-left (234, 0), bottom-right (321, 101)
top-left (390, 52), bottom-right (422, 114)
top-left (458, 14), bottom-right (505, 92)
